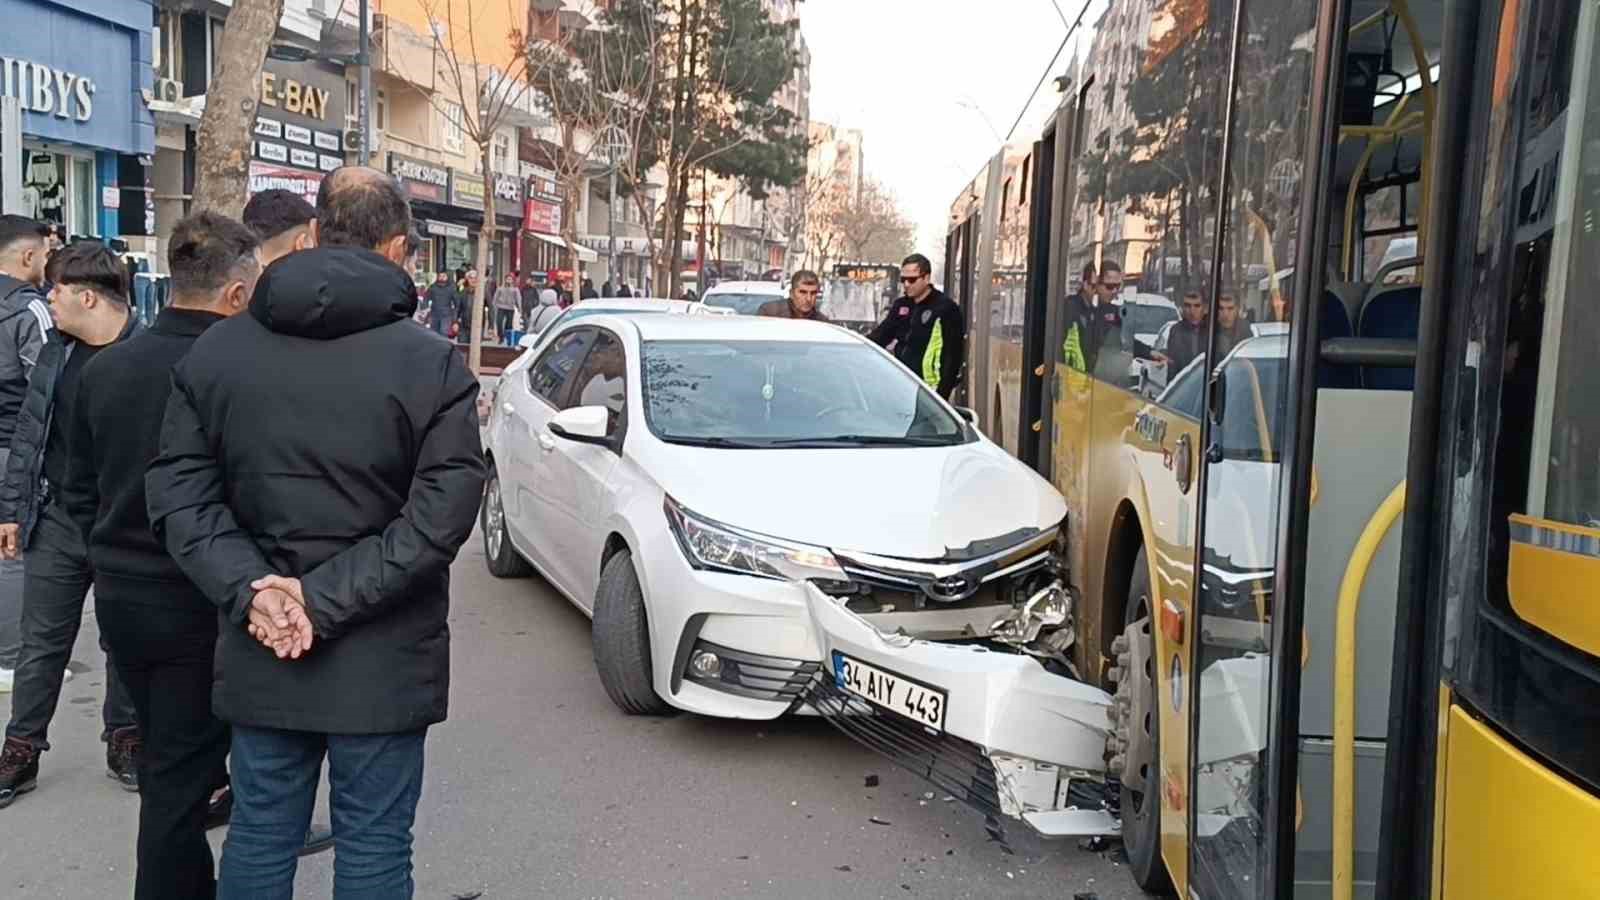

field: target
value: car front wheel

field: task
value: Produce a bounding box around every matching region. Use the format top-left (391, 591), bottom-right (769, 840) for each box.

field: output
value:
top-left (482, 462), bottom-right (532, 578)
top-left (592, 549), bottom-right (674, 716)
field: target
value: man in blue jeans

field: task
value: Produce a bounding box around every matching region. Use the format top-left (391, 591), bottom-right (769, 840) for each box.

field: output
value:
top-left (145, 166), bottom-right (485, 899)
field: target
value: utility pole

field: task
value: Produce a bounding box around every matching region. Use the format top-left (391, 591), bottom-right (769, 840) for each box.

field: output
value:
top-left (357, 0), bottom-right (371, 164)
top-left (599, 125), bottom-right (629, 291)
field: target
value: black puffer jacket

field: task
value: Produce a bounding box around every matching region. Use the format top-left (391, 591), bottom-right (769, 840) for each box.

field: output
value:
top-left (145, 247), bottom-right (486, 734)
top-left (0, 274), bottom-right (50, 446)
top-left (0, 310), bottom-right (141, 548)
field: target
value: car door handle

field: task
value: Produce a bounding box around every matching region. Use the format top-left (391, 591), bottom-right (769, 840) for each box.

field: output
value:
top-left (537, 432), bottom-right (557, 452)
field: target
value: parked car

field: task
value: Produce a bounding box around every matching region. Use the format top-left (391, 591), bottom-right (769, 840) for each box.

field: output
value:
top-left (516, 297), bottom-right (732, 354)
top-left (481, 314), bottom-right (1081, 730)
top-left (700, 280), bottom-right (786, 315)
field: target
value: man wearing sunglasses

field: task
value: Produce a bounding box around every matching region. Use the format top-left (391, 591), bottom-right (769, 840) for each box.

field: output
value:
top-left (867, 253), bottom-right (965, 398)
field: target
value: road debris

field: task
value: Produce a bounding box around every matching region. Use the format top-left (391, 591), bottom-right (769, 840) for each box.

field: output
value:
top-left (864, 774), bottom-right (880, 787)
top-left (869, 816), bottom-right (893, 826)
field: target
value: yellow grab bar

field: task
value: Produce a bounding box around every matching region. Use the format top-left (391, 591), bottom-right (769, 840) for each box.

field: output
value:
top-left (1333, 479), bottom-right (1407, 900)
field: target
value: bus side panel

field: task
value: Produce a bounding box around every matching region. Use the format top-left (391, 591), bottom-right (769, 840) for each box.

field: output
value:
top-left (1439, 707), bottom-right (1600, 898)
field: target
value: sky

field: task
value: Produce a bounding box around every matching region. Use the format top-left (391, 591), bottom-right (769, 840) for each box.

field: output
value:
top-left (800, 0), bottom-right (1108, 265)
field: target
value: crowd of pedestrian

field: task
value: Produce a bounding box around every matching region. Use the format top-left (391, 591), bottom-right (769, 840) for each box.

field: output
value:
top-left (0, 166), bottom-right (485, 899)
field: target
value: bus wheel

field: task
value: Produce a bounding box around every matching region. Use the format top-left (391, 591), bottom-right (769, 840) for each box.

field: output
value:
top-left (1109, 546), bottom-right (1174, 894)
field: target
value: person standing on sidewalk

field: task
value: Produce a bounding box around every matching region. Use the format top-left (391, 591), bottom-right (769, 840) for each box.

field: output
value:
top-left (492, 273), bottom-right (519, 343)
top-left (423, 272), bottom-right (460, 339)
top-left (0, 240), bottom-right (142, 808)
top-left (0, 216), bottom-right (53, 693)
top-left (146, 167), bottom-right (485, 899)
top-left (61, 212), bottom-right (259, 899)
top-left (242, 189), bottom-right (317, 267)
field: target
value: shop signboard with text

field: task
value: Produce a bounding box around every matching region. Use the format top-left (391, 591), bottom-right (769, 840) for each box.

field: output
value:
top-left (248, 161), bottom-right (321, 204)
top-left (0, 0), bottom-right (153, 155)
top-left (523, 167), bottom-right (562, 236)
top-left (451, 171), bottom-right (485, 210)
top-left (389, 153), bottom-right (449, 204)
top-left (249, 59), bottom-right (345, 195)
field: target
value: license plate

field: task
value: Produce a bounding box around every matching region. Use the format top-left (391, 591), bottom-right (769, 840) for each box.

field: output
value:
top-left (833, 651), bottom-right (948, 732)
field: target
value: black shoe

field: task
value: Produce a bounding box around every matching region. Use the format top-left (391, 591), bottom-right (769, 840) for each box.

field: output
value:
top-left (205, 784), bottom-right (234, 830)
top-left (106, 726), bottom-right (141, 792)
top-left (0, 736), bottom-right (40, 809)
top-left (300, 823), bottom-right (334, 857)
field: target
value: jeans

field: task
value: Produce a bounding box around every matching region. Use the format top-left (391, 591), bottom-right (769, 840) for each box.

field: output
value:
top-left (6, 503), bottom-right (136, 748)
top-left (219, 726), bottom-right (427, 900)
top-left (430, 311), bottom-right (452, 337)
top-left (494, 308), bottom-right (514, 338)
top-left (97, 575), bottom-right (228, 900)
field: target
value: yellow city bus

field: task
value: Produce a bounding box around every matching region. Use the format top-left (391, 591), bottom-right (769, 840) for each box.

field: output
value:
top-left (936, 0), bottom-right (1600, 896)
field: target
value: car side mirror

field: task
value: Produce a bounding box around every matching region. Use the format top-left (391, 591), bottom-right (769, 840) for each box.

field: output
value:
top-left (954, 406), bottom-right (978, 424)
top-left (1206, 367), bottom-right (1227, 463)
top-left (518, 332), bottom-right (540, 350)
top-left (548, 406), bottom-right (612, 446)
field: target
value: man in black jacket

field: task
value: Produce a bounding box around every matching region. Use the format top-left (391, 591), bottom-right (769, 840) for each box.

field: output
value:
top-left (0, 241), bottom-right (141, 808)
top-left (62, 211), bottom-right (260, 898)
top-left (1157, 289), bottom-right (1209, 376)
top-left (0, 216), bottom-right (53, 691)
top-left (146, 167), bottom-right (485, 899)
top-left (867, 253), bottom-right (965, 398)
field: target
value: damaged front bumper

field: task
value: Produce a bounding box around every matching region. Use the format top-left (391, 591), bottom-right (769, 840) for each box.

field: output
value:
top-left (798, 583), bottom-right (1120, 838)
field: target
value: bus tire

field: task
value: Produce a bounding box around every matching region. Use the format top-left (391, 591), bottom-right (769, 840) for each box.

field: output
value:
top-left (1113, 545), bottom-right (1174, 894)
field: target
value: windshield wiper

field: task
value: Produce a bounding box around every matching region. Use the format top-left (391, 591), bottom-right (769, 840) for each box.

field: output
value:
top-left (765, 434), bottom-right (957, 447)
top-left (661, 436), bottom-right (772, 449)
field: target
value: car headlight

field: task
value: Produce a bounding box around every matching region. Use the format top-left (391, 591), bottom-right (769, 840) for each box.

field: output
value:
top-left (664, 496), bottom-right (845, 581)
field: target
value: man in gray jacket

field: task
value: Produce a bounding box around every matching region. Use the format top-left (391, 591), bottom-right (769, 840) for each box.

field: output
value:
top-left (0, 216), bottom-right (52, 693)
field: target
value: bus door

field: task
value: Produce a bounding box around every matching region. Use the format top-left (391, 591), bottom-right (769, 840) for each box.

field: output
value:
top-left (1186, 0), bottom-right (1445, 895)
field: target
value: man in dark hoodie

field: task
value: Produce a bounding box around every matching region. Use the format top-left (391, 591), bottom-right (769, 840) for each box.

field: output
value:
top-left (146, 167), bottom-right (485, 899)
top-left (0, 216), bottom-right (53, 692)
top-left (61, 211), bottom-right (261, 899)
top-left (423, 271), bottom-right (460, 338)
top-left (0, 240), bottom-right (142, 807)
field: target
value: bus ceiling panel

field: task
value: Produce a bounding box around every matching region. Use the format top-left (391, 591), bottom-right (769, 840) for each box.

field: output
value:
top-left (1346, 0), bottom-right (1446, 62)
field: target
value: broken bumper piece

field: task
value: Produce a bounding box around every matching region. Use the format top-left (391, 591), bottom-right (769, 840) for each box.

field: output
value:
top-left (798, 584), bottom-right (1118, 838)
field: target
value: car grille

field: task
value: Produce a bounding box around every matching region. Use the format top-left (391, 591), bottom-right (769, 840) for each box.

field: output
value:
top-left (682, 640), bottom-right (821, 702)
top-left (818, 543), bottom-right (1061, 618)
top-left (802, 672), bottom-right (1004, 821)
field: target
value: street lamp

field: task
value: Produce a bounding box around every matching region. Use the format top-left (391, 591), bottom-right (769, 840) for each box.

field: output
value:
top-left (266, 0), bottom-right (372, 165)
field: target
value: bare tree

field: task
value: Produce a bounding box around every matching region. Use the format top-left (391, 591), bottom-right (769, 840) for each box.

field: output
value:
top-left (832, 179), bottom-right (915, 265)
top-left (404, 0), bottom-right (556, 374)
top-left (193, 0), bottom-right (286, 214)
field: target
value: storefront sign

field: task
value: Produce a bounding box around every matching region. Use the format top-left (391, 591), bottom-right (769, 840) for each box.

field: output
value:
top-left (389, 152), bottom-right (449, 204)
top-left (249, 60), bottom-right (348, 194)
top-left (492, 173), bottom-right (522, 218)
top-left (523, 167), bottom-right (562, 235)
top-left (0, 58), bottom-right (94, 122)
top-left (100, 185), bottom-right (119, 209)
top-left (259, 71), bottom-right (331, 121)
top-left (451, 171), bottom-right (485, 209)
top-left (248, 161), bottom-right (322, 203)
top-left (0, 0), bottom-right (151, 156)
top-left (425, 219), bottom-right (468, 240)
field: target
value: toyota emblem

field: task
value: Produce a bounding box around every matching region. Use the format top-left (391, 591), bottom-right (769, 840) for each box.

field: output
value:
top-left (924, 573), bottom-right (979, 602)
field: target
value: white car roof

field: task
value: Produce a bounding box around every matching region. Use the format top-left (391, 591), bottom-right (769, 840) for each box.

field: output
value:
top-left (1116, 293), bottom-right (1178, 310)
top-left (1232, 333), bottom-right (1288, 360)
top-left (565, 297), bottom-right (713, 313)
top-left (602, 313), bottom-right (860, 344)
top-left (703, 280), bottom-right (785, 296)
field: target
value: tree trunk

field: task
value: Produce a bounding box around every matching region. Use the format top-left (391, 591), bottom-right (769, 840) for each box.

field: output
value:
top-left (558, 125), bottom-right (580, 274)
top-left (193, 0), bottom-right (285, 215)
top-left (469, 140), bottom-right (494, 375)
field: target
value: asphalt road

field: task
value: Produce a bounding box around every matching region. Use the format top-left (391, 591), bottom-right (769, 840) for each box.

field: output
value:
top-left (1, 524), bottom-right (1139, 899)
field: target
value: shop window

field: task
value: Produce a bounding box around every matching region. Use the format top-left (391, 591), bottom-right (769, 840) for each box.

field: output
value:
top-left (71, 158), bottom-right (95, 235)
top-left (494, 131), bottom-right (513, 173)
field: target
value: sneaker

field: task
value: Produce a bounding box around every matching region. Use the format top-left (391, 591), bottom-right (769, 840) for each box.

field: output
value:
top-left (0, 668), bottom-right (12, 693)
top-left (106, 726), bottom-right (140, 792)
top-left (0, 736), bottom-right (39, 809)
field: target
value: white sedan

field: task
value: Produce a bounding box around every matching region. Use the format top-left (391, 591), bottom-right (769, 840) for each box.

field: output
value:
top-left (481, 314), bottom-right (1077, 722)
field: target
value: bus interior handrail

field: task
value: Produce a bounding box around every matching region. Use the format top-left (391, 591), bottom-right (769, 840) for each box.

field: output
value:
top-left (1333, 480), bottom-right (1408, 900)
top-left (1320, 337), bottom-right (1418, 368)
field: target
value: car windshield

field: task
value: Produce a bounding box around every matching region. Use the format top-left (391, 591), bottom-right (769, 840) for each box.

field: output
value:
top-left (641, 339), bottom-right (967, 447)
top-left (701, 293), bottom-right (777, 315)
top-left (1122, 304), bottom-right (1179, 343)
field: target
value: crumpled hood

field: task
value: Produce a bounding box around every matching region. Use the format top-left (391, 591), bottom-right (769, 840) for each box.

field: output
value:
top-left (249, 246), bottom-right (416, 339)
top-left (640, 438), bottom-right (1067, 560)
